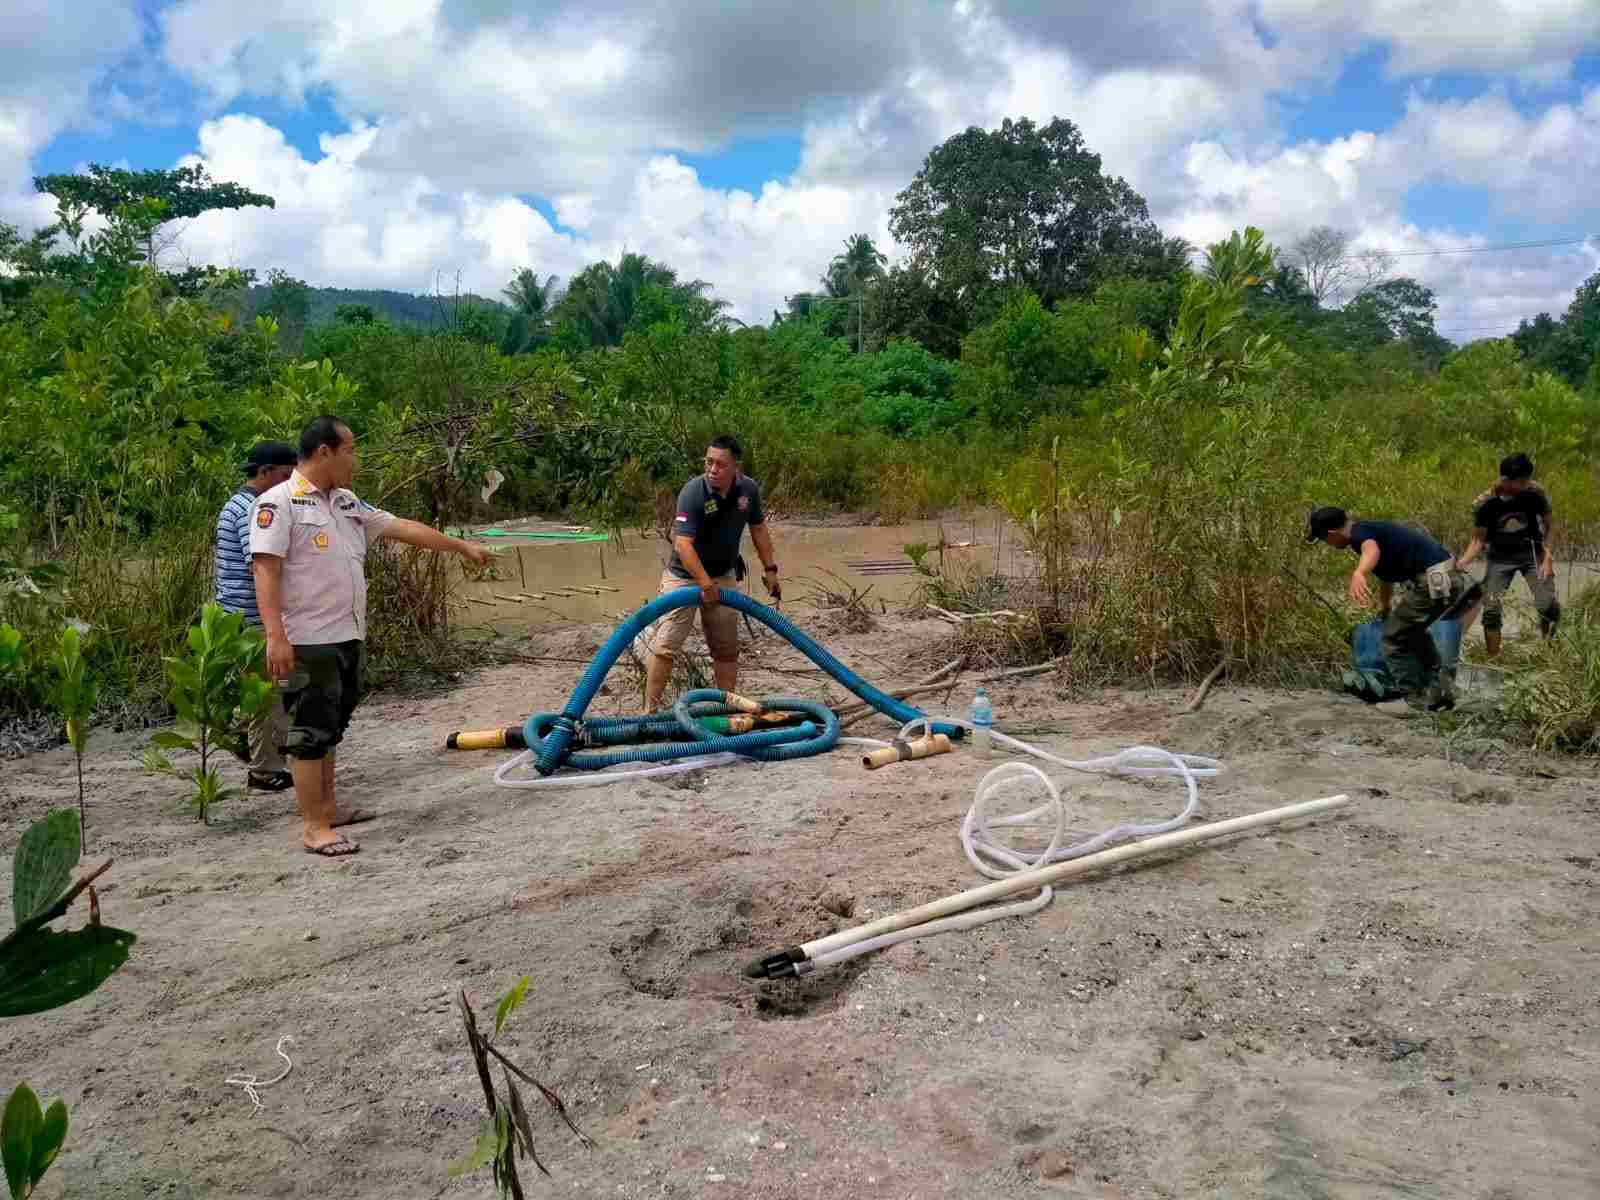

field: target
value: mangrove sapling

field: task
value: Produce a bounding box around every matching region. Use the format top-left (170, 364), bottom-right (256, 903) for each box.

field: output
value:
top-left (146, 603), bottom-right (271, 824)
top-left (47, 626), bottom-right (96, 848)
top-left (1, 1085), bottom-right (68, 1200)
top-left (451, 977), bottom-right (593, 1198)
top-left (1, 808), bottom-right (136, 1199)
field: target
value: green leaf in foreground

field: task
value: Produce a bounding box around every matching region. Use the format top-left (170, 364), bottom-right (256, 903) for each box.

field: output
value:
top-left (10, 809), bottom-right (80, 928)
top-left (31, 1099), bottom-right (67, 1190)
top-left (494, 975), bottom-right (530, 1038)
top-left (448, 1118), bottom-right (504, 1180)
top-left (0, 926), bottom-right (137, 1018)
top-left (2, 1083), bottom-right (42, 1200)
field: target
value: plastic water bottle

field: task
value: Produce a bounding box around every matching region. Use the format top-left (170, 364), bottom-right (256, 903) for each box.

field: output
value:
top-left (969, 687), bottom-right (993, 757)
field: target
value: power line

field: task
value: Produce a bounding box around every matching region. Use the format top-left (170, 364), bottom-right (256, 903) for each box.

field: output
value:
top-left (1433, 310), bottom-right (1555, 324)
top-left (1337, 235), bottom-right (1594, 261)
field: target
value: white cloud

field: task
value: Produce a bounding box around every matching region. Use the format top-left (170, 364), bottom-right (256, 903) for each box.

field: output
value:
top-left (171, 115), bottom-right (893, 321)
top-left (0, 0), bottom-right (143, 224)
top-left (1259, 0), bottom-right (1600, 82)
top-left (4, 0), bottom-right (1597, 333)
top-left (174, 115), bottom-right (581, 294)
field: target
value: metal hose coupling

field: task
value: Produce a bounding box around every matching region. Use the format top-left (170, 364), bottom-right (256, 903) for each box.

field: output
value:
top-left (743, 947), bottom-right (809, 980)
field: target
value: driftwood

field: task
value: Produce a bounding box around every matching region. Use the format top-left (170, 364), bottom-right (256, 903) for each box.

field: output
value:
top-left (927, 604), bottom-right (1026, 625)
top-left (1181, 659), bottom-right (1229, 714)
top-left (977, 656), bottom-right (1067, 683)
top-left (832, 657), bottom-right (964, 719)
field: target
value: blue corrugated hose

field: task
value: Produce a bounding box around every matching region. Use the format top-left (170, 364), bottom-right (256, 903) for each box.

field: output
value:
top-left (524, 585), bottom-right (962, 774)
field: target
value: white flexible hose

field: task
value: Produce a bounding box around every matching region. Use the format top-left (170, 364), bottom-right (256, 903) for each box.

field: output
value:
top-left (803, 716), bottom-right (1221, 969)
top-left (492, 709), bottom-right (1223, 969)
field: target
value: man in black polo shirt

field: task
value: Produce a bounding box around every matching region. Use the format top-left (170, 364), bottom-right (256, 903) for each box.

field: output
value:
top-left (1306, 506), bottom-right (1470, 711)
top-left (1457, 452), bottom-right (1558, 657)
top-left (642, 435), bottom-right (780, 712)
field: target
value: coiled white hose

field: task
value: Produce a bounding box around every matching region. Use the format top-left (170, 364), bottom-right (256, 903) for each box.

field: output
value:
top-left (495, 710), bottom-right (1221, 967)
top-left (800, 718), bottom-right (1220, 968)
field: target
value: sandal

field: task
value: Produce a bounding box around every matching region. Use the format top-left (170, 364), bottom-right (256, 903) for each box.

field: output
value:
top-left (304, 838), bottom-right (359, 857)
top-left (248, 769), bottom-right (295, 792)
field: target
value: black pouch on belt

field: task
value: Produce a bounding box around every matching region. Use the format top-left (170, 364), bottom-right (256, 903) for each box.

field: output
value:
top-left (734, 554), bottom-right (747, 583)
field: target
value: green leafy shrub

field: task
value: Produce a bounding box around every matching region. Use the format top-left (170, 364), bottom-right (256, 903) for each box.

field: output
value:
top-left (1494, 587), bottom-right (1600, 753)
top-left (145, 604), bottom-right (271, 824)
top-left (47, 627), bottom-right (96, 846)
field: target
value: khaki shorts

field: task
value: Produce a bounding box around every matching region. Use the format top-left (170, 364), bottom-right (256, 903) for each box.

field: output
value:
top-left (642, 570), bottom-right (740, 660)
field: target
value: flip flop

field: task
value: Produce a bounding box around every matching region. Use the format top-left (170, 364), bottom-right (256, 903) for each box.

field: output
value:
top-left (304, 838), bottom-right (359, 857)
top-left (331, 808), bottom-right (377, 827)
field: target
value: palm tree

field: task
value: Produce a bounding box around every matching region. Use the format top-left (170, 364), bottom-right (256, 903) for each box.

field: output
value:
top-left (557, 252), bottom-right (731, 347)
top-left (825, 234), bottom-right (887, 351)
top-left (502, 269), bottom-right (561, 319)
top-left (499, 269), bottom-right (562, 353)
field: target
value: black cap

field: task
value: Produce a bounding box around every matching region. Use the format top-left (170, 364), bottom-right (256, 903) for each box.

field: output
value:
top-left (242, 441), bottom-right (298, 474)
top-left (1499, 452), bottom-right (1534, 480)
top-left (1305, 505), bottom-right (1348, 543)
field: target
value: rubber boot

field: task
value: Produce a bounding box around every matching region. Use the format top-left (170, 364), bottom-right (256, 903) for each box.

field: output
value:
top-left (1484, 630), bottom-right (1502, 658)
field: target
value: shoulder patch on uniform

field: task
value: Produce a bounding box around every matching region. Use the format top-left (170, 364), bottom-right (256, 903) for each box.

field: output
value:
top-left (256, 507), bottom-right (276, 529)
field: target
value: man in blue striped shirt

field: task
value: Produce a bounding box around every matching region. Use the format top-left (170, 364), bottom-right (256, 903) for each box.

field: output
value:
top-left (217, 442), bottom-right (298, 789)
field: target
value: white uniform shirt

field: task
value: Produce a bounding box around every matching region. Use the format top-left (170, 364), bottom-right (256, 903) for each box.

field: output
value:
top-left (247, 469), bottom-right (396, 645)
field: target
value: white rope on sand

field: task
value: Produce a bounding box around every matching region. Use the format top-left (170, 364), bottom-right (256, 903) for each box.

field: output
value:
top-left (226, 1035), bottom-right (295, 1114)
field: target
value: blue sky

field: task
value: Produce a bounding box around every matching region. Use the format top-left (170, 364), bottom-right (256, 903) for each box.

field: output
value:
top-left (5, 1), bottom-right (1600, 333)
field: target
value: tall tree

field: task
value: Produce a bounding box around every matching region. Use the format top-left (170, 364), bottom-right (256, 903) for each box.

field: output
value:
top-left (33, 163), bottom-right (274, 266)
top-left (259, 269), bottom-right (311, 352)
top-left (555, 252), bottom-right (728, 348)
top-left (500, 269), bottom-right (562, 353)
top-left (1338, 277), bottom-right (1450, 367)
top-left (889, 116), bottom-right (1165, 315)
top-left (826, 234), bottom-right (888, 352)
top-left (1289, 225), bottom-right (1394, 306)
top-left (863, 263), bottom-right (969, 359)
top-left (502, 269), bottom-right (562, 320)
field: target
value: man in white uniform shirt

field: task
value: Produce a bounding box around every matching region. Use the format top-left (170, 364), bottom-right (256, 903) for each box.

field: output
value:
top-left (250, 415), bottom-right (491, 857)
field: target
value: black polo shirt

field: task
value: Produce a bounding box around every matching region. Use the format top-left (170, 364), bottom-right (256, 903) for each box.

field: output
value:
top-left (1472, 484), bottom-right (1550, 559)
top-left (1348, 520), bottom-right (1452, 584)
top-left (667, 474), bottom-right (765, 579)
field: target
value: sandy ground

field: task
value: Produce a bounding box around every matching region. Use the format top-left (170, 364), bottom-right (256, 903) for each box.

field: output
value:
top-left (2, 615), bottom-right (1597, 1200)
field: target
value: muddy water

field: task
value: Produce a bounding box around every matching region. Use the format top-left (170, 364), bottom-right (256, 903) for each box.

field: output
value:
top-left (451, 515), bottom-right (1600, 640)
top-left (451, 514), bottom-right (1013, 633)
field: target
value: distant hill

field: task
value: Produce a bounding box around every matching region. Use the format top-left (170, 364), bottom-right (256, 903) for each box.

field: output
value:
top-left (243, 285), bottom-right (511, 328)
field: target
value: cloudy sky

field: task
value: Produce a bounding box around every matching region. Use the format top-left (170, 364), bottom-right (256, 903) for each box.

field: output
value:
top-left (5, 1), bottom-right (1600, 338)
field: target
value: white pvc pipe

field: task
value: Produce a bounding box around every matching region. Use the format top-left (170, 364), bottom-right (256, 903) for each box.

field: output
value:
top-left (800, 793), bottom-right (1351, 964)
